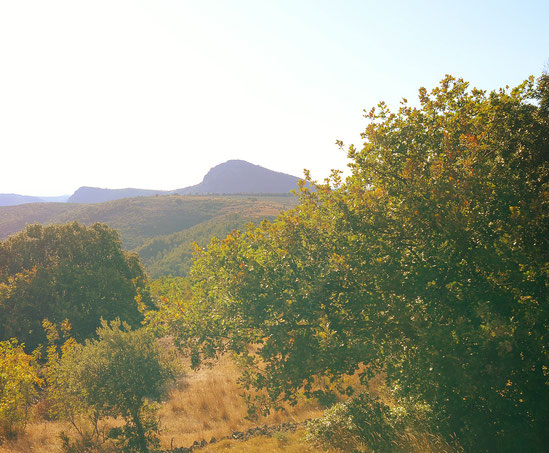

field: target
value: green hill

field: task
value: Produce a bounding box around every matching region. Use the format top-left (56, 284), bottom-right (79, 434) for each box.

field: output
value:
top-left (136, 212), bottom-right (279, 278)
top-left (0, 194), bottom-right (297, 276)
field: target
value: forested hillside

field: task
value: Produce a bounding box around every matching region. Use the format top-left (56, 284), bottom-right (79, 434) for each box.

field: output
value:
top-left (136, 212), bottom-right (278, 278)
top-left (0, 195), bottom-right (297, 275)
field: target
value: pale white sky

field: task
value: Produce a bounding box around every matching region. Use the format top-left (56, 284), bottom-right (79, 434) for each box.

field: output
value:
top-left (1, 0), bottom-right (547, 196)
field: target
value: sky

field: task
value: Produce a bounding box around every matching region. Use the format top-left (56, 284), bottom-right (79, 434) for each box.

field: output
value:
top-left (0, 0), bottom-right (547, 196)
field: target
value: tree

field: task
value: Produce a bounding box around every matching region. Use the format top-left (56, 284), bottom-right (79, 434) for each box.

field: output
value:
top-left (48, 320), bottom-right (174, 453)
top-left (0, 339), bottom-right (42, 439)
top-left (0, 222), bottom-right (152, 350)
top-left (163, 75), bottom-right (548, 451)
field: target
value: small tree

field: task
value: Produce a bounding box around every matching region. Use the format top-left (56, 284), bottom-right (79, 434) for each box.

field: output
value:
top-left (0, 222), bottom-right (152, 351)
top-left (49, 320), bottom-right (174, 453)
top-left (0, 339), bottom-right (42, 440)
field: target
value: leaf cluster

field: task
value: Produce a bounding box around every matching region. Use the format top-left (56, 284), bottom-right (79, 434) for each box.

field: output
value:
top-left (0, 338), bottom-right (42, 440)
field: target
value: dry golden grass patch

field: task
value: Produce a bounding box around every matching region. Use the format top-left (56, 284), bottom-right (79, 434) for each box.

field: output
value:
top-left (158, 355), bottom-right (325, 449)
top-left (0, 354), bottom-right (460, 453)
top-left (0, 420), bottom-right (66, 453)
top-left (196, 429), bottom-right (328, 453)
top-left (0, 415), bottom-right (124, 452)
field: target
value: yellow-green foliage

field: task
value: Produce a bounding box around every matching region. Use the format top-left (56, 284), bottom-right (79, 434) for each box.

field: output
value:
top-left (48, 320), bottom-right (175, 452)
top-left (0, 339), bottom-right (42, 439)
top-left (166, 75), bottom-right (548, 451)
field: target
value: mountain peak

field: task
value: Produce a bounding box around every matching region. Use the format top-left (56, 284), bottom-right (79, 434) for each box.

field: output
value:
top-left (0, 160), bottom-right (303, 206)
top-left (177, 160), bottom-right (302, 195)
top-left (68, 186), bottom-right (169, 204)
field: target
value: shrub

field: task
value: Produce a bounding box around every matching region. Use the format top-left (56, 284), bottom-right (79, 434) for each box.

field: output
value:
top-left (0, 339), bottom-right (42, 440)
top-left (306, 393), bottom-right (404, 452)
top-left (48, 320), bottom-right (174, 453)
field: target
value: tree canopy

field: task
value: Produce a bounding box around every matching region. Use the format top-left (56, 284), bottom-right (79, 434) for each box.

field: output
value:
top-left (0, 222), bottom-right (151, 350)
top-left (160, 75), bottom-right (548, 451)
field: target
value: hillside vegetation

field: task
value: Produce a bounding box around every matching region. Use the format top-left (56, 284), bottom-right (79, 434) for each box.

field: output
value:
top-left (136, 212), bottom-right (279, 278)
top-left (0, 195), bottom-right (298, 276)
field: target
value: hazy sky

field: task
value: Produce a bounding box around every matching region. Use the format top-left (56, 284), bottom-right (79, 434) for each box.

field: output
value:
top-left (1, 0), bottom-right (547, 196)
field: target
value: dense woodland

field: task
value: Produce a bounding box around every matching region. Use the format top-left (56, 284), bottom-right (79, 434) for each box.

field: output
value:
top-left (0, 75), bottom-right (547, 452)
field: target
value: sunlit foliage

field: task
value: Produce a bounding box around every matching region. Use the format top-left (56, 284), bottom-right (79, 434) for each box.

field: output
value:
top-left (160, 75), bottom-right (548, 451)
top-left (0, 339), bottom-right (42, 439)
top-left (47, 320), bottom-right (174, 453)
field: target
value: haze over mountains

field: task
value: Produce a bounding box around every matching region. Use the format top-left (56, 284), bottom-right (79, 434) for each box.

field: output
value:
top-left (0, 194), bottom-right (70, 206)
top-left (2, 160), bottom-right (303, 206)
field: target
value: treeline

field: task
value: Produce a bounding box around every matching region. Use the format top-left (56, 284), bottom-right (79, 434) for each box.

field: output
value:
top-left (0, 74), bottom-right (548, 452)
top-left (0, 223), bottom-right (173, 452)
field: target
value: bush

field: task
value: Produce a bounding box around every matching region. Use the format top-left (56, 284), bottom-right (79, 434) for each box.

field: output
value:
top-left (0, 339), bottom-right (42, 440)
top-left (48, 320), bottom-right (174, 453)
top-left (306, 393), bottom-right (404, 452)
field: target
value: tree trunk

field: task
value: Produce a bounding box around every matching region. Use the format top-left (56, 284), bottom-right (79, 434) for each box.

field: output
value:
top-left (131, 409), bottom-right (148, 453)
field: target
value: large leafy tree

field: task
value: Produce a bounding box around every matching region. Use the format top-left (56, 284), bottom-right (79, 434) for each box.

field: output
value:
top-left (163, 75), bottom-right (548, 451)
top-left (0, 222), bottom-right (151, 350)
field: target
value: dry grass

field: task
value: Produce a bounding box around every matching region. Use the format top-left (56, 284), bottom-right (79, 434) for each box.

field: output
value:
top-left (197, 429), bottom-right (327, 452)
top-left (0, 354), bottom-right (323, 453)
top-left (193, 428), bottom-right (462, 453)
top-left (0, 420), bottom-right (66, 453)
top-left (0, 355), bottom-right (461, 453)
top-left (158, 355), bottom-right (325, 449)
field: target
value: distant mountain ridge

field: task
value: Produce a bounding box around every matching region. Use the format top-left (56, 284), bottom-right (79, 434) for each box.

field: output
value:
top-left (1, 160), bottom-right (303, 206)
top-left (0, 194), bottom-right (44, 206)
top-left (68, 187), bottom-right (169, 204)
top-left (0, 193), bottom-right (71, 206)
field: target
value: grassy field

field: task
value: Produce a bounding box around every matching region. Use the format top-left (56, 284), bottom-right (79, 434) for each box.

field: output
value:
top-left (0, 355), bottom-right (325, 453)
top-left (0, 353), bottom-right (462, 453)
top-left (157, 356), bottom-right (325, 450)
